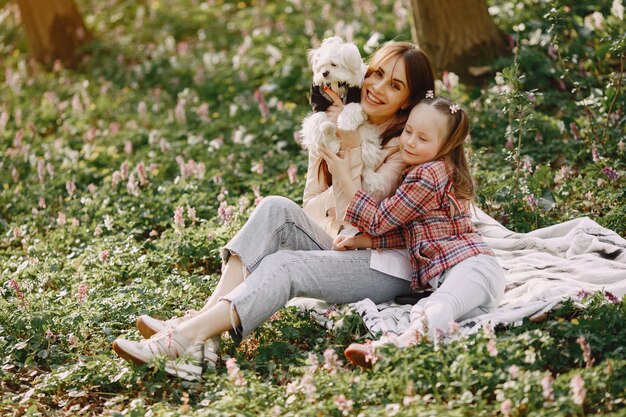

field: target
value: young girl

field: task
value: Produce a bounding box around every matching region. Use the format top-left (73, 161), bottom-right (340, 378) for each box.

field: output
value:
top-left (320, 97), bottom-right (505, 368)
top-left (112, 42), bottom-right (436, 380)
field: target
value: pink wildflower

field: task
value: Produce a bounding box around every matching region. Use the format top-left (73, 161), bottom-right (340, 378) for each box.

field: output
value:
top-left (77, 282), bottom-right (88, 303)
top-left (11, 167), bottom-right (19, 183)
top-left (508, 365), bottom-right (520, 378)
top-left (448, 320), bottom-right (460, 335)
top-left (45, 330), bottom-right (56, 340)
top-left (124, 141), bottom-right (133, 155)
top-left (99, 250), bottom-right (110, 263)
top-left (38, 197), bottom-right (46, 209)
top-left (87, 183), bottom-right (97, 194)
top-left (218, 201), bottom-right (235, 224)
top-left (94, 226), bottom-right (102, 236)
top-left (541, 374), bottom-right (554, 401)
top-left (46, 162), bottom-right (54, 178)
top-left (526, 194), bottom-right (538, 210)
top-left (501, 399), bottom-right (513, 416)
top-left (8, 279), bottom-right (25, 302)
top-left (288, 164), bottom-right (298, 184)
top-left (618, 139), bottom-right (625, 152)
top-left (251, 161), bottom-right (264, 175)
top-left (334, 394), bottom-right (354, 415)
top-left (67, 334), bottom-right (78, 345)
top-left (174, 206), bottom-right (185, 229)
top-left (535, 131), bottom-right (544, 143)
top-left (37, 160), bottom-right (45, 183)
top-left (225, 357), bottom-right (247, 386)
top-left (138, 101), bottom-right (147, 120)
top-left (602, 166), bottom-right (620, 180)
top-left (104, 215), bottom-right (113, 231)
top-left (570, 374), bottom-right (586, 406)
top-left (120, 160), bottom-right (129, 180)
top-left (300, 373), bottom-right (316, 400)
top-left (238, 196), bottom-right (250, 212)
top-left (323, 348), bottom-right (343, 374)
top-left (126, 173), bottom-right (139, 196)
top-left (487, 339), bottom-right (498, 357)
top-left (136, 161), bottom-right (148, 185)
top-left (66, 180), bottom-right (76, 197)
top-left (253, 89), bottom-right (270, 119)
top-left (57, 212), bottom-right (67, 227)
top-left (576, 336), bottom-right (595, 368)
top-left (71, 218), bottom-right (79, 227)
top-left (175, 98), bottom-right (187, 124)
top-left (183, 207), bottom-right (195, 225)
top-left (196, 103), bottom-right (210, 122)
top-left (111, 171), bottom-right (121, 187)
top-left (592, 148), bottom-right (600, 162)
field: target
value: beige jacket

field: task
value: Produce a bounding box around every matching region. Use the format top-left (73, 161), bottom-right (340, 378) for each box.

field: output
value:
top-left (302, 137), bottom-right (406, 237)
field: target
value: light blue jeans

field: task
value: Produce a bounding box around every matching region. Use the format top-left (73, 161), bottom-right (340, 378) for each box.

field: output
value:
top-left (220, 196), bottom-right (410, 337)
top-left (409, 254), bottom-right (506, 337)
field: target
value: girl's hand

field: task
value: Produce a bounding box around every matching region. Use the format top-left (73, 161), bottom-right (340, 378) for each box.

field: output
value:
top-left (333, 234), bottom-right (373, 250)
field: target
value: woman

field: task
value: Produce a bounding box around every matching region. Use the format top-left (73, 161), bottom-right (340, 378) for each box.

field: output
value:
top-left (112, 41), bottom-right (435, 379)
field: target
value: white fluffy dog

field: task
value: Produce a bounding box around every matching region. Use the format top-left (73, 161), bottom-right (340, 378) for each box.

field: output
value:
top-left (300, 36), bottom-right (385, 193)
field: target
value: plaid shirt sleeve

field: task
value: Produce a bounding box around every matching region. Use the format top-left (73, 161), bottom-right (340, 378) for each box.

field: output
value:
top-left (345, 164), bottom-right (442, 236)
top-left (370, 227), bottom-right (406, 248)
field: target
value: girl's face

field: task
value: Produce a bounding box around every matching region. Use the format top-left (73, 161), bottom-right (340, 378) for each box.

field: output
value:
top-left (399, 103), bottom-right (448, 166)
top-left (360, 56), bottom-right (410, 126)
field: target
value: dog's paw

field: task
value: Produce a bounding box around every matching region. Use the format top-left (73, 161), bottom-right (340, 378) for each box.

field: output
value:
top-left (338, 103), bottom-right (366, 131)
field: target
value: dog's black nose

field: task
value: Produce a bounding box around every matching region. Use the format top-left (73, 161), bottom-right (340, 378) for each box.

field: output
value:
top-left (322, 71), bottom-right (329, 78)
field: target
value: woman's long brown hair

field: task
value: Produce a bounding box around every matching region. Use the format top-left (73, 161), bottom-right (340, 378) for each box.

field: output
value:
top-left (318, 41), bottom-right (435, 186)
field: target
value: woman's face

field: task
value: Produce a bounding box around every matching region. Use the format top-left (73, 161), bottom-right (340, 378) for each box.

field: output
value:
top-left (360, 56), bottom-right (411, 126)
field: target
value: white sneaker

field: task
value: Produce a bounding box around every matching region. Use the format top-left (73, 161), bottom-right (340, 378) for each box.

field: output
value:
top-left (136, 310), bottom-right (197, 339)
top-left (164, 342), bottom-right (204, 381)
top-left (112, 330), bottom-right (190, 365)
top-left (164, 336), bottom-right (220, 381)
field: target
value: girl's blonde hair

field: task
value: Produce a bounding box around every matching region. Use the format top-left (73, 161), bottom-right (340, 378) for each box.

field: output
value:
top-left (421, 97), bottom-right (474, 202)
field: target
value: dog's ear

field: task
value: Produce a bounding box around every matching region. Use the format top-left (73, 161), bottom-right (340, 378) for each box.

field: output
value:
top-left (307, 48), bottom-right (320, 72)
top-left (340, 43), bottom-right (364, 73)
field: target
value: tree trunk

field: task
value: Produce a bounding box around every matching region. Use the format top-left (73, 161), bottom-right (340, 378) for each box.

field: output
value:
top-left (410, 0), bottom-right (508, 81)
top-left (16, 0), bottom-right (92, 68)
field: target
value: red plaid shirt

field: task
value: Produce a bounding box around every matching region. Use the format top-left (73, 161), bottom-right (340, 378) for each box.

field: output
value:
top-left (345, 160), bottom-right (494, 290)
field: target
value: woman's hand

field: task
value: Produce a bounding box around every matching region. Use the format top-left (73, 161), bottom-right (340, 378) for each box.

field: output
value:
top-left (324, 87), bottom-right (361, 150)
top-left (319, 144), bottom-right (359, 198)
top-left (333, 234), bottom-right (373, 250)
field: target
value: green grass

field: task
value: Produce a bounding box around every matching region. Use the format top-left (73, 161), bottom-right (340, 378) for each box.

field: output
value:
top-left (0, 0), bottom-right (624, 415)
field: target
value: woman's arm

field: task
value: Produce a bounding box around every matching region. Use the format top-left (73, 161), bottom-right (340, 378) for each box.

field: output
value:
top-left (302, 148), bottom-right (336, 229)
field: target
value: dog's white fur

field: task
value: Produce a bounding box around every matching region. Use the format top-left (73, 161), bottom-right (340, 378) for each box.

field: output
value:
top-left (300, 37), bottom-right (386, 193)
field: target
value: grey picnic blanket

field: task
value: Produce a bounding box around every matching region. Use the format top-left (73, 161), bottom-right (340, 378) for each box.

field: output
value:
top-left (288, 207), bottom-right (626, 336)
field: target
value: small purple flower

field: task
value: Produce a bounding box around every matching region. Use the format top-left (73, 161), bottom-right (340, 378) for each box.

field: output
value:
top-left (592, 148), bottom-right (600, 162)
top-left (77, 282), bottom-right (88, 303)
top-left (541, 374), bottom-right (554, 401)
top-left (288, 164), bottom-right (298, 184)
top-left (576, 335), bottom-right (594, 368)
top-left (570, 374), bottom-right (586, 406)
top-left (501, 399), bottom-right (513, 416)
top-left (602, 166), bottom-right (620, 180)
top-left (66, 180), bottom-right (76, 197)
top-left (173, 206), bottom-right (185, 229)
top-left (603, 291), bottom-right (620, 305)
